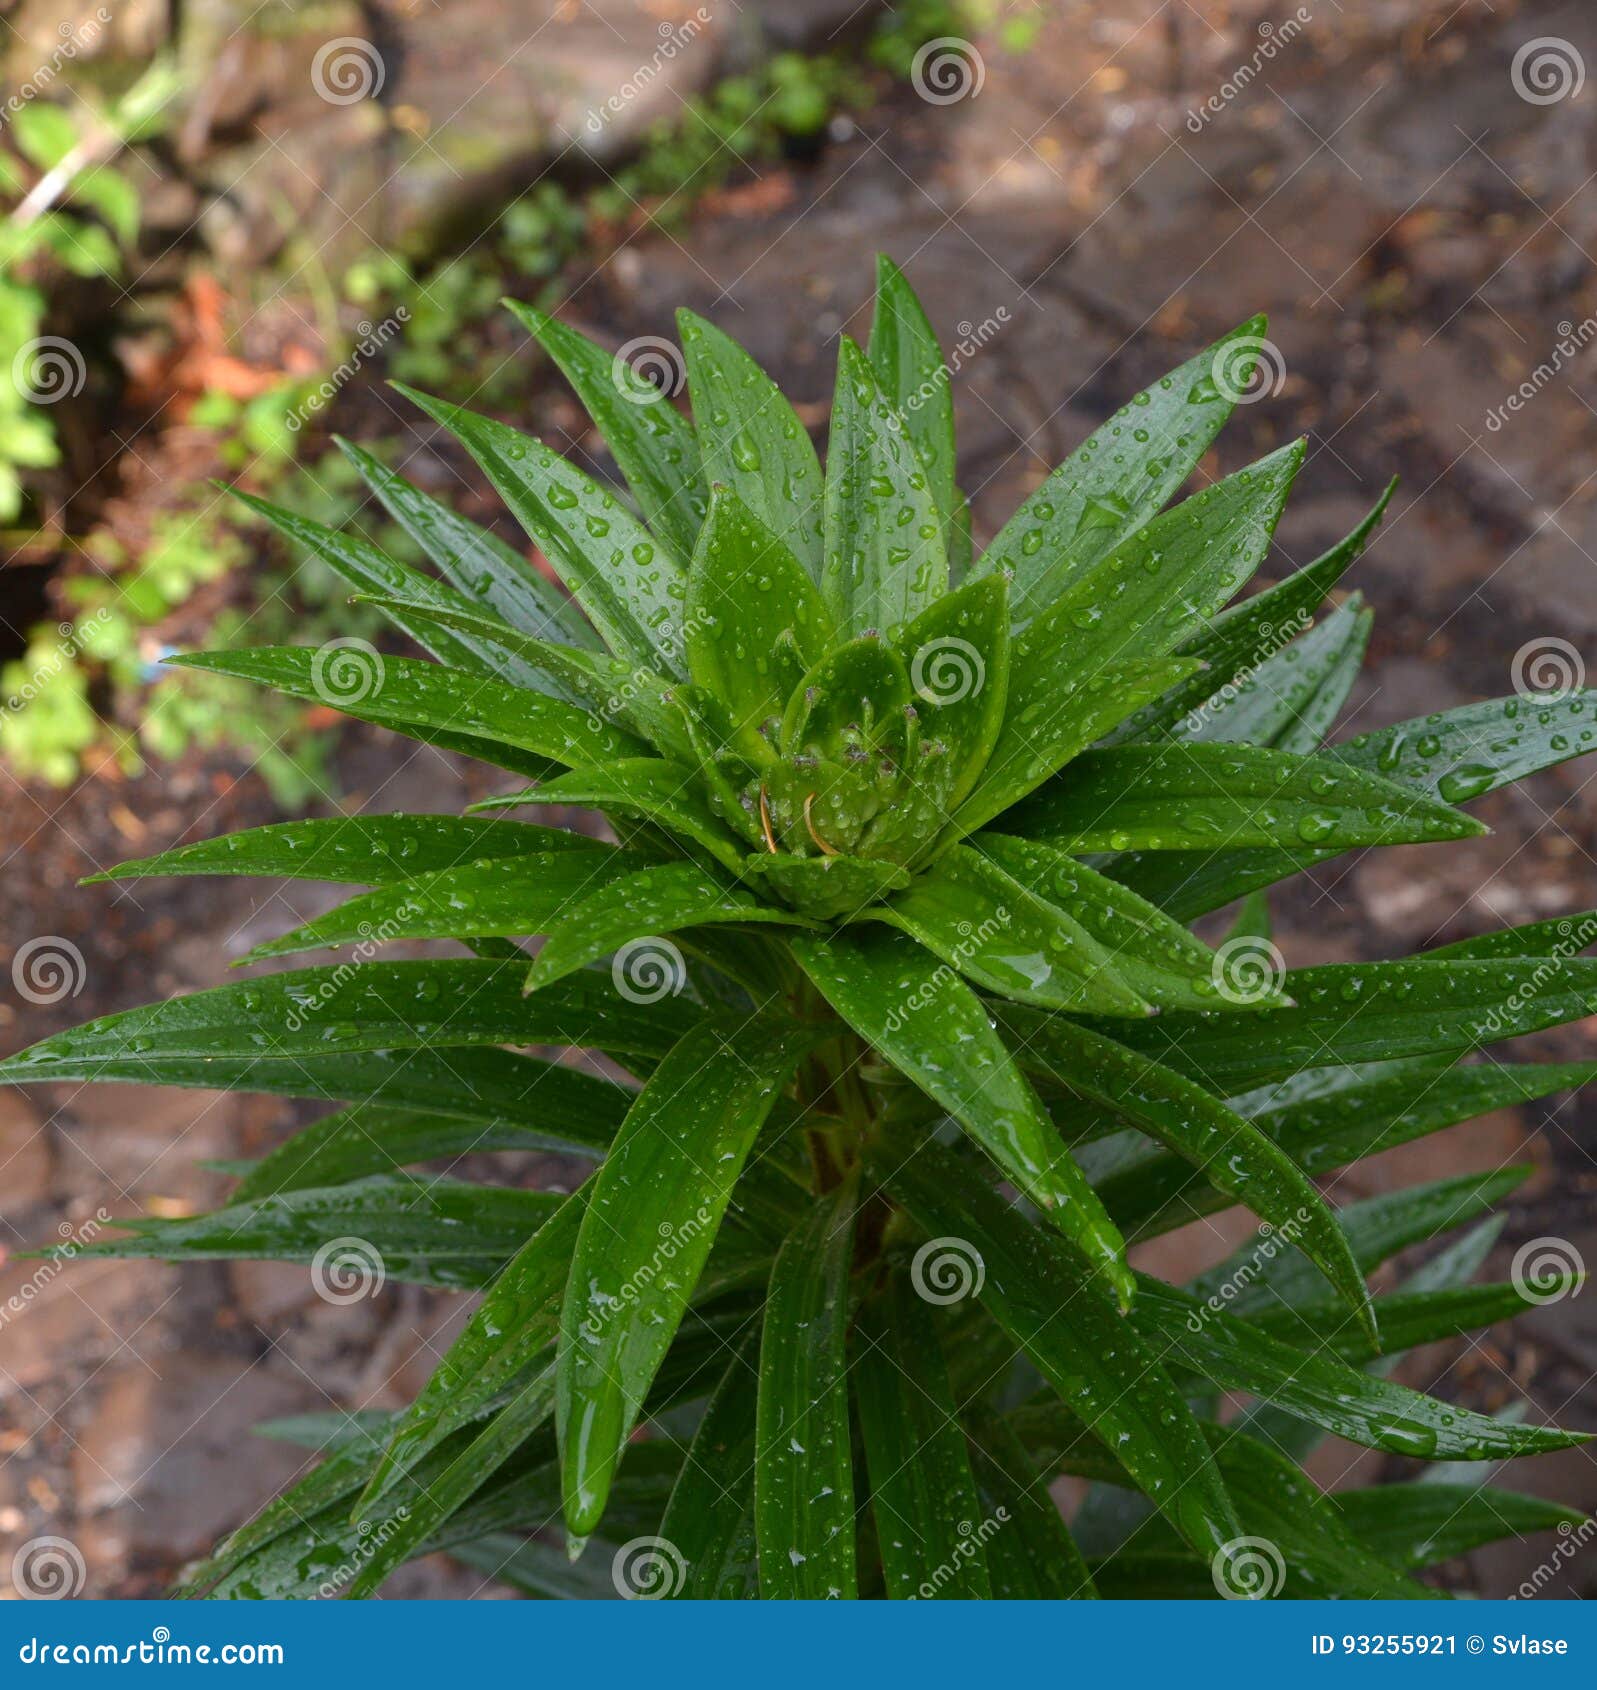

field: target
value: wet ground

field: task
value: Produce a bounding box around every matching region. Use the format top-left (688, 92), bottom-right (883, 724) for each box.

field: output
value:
top-left (5, 0), bottom-right (1597, 1598)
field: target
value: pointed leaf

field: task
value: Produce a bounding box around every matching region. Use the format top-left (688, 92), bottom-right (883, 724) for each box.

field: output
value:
top-left (962, 1412), bottom-right (1096, 1598)
top-left (1335, 1484), bottom-right (1585, 1571)
top-left (822, 337), bottom-right (947, 636)
top-left (505, 301), bottom-right (706, 559)
top-left (558, 1020), bottom-right (820, 1535)
top-left (793, 928), bottom-right (1134, 1303)
top-left (678, 309), bottom-right (824, 575)
top-left (868, 255), bottom-right (956, 543)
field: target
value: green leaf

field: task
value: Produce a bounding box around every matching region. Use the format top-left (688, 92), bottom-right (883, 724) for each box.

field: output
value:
top-left (976, 316), bottom-right (1271, 618)
top-left (394, 384), bottom-right (690, 673)
top-left (953, 657), bottom-right (1202, 840)
top-left (822, 337), bottom-right (947, 637)
top-left (239, 850), bottom-right (646, 962)
top-left (473, 760), bottom-right (747, 874)
top-left (678, 309), bottom-right (824, 576)
top-left (336, 438), bottom-right (599, 648)
top-left (82, 815), bottom-right (592, 886)
top-left (62, 1175), bottom-right (561, 1290)
top-left (169, 649), bottom-right (638, 775)
top-left (869, 844), bottom-right (1153, 1015)
top-left (755, 1180), bottom-right (859, 1599)
top-left (1096, 956), bottom-right (1597, 1091)
top-left (364, 1189), bottom-right (586, 1503)
top-left (233, 1105), bottom-right (583, 1202)
top-left (450, 1533), bottom-right (619, 1599)
top-left (742, 853), bottom-right (910, 921)
top-left (525, 862), bottom-right (815, 993)
top-left (684, 485), bottom-right (833, 758)
top-left (228, 490), bottom-right (559, 693)
top-left (868, 255), bottom-right (956, 543)
top-left (854, 1266), bottom-right (991, 1599)
top-left (659, 1335), bottom-right (762, 1599)
top-left (558, 1021), bottom-right (820, 1536)
top-left (793, 929), bottom-right (1134, 1303)
top-left (1132, 1280), bottom-right (1587, 1459)
top-left (1106, 482), bottom-right (1395, 746)
top-left (1334, 1484), bottom-right (1585, 1570)
top-left (1425, 909), bottom-right (1597, 961)
top-left (1014, 1017), bottom-right (1375, 1341)
top-left (505, 301), bottom-right (706, 559)
top-left (975, 834), bottom-right (1236, 1012)
top-left (879, 1130), bottom-right (1241, 1559)
top-left (1011, 742), bottom-right (1481, 853)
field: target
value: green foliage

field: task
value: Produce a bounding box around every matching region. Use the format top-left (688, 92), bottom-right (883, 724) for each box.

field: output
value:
top-left (10, 265), bottom-right (1591, 1598)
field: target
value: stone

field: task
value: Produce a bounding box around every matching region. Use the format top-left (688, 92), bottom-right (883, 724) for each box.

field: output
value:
top-left (0, 1092), bottom-right (51, 1214)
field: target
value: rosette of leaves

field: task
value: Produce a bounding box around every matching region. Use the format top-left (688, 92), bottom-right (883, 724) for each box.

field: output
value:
top-left (6, 257), bottom-right (1593, 1601)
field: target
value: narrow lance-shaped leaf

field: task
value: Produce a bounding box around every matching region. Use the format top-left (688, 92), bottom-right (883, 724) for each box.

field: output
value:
top-left (558, 1020), bottom-right (822, 1537)
top-left (793, 928), bottom-right (1135, 1306)
top-left (755, 1179), bottom-right (859, 1600)
top-left (505, 301), bottom-right (707, 559)
top-left (336, 437), bottom-right (599, 648)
